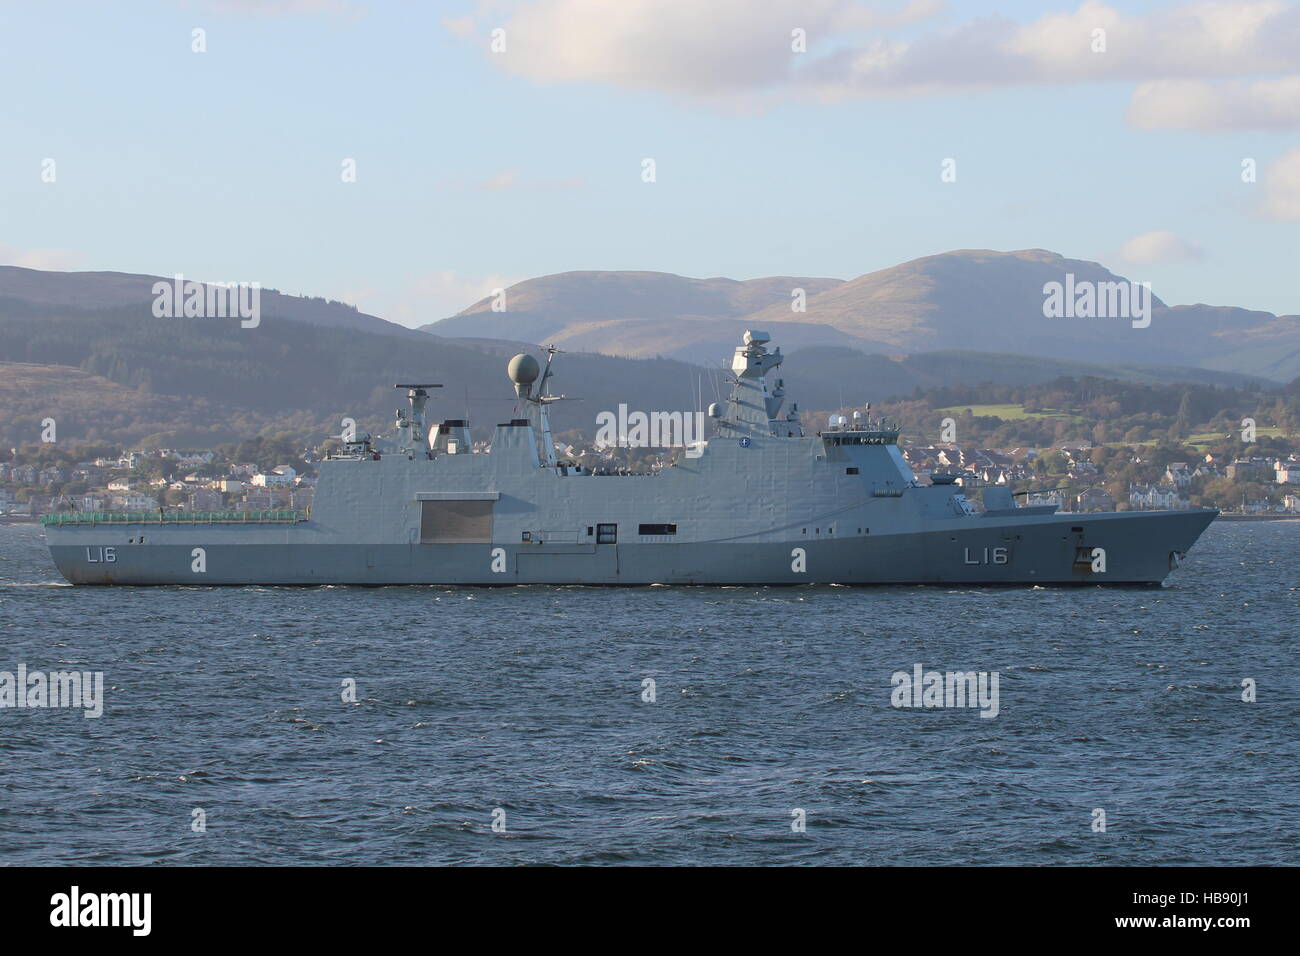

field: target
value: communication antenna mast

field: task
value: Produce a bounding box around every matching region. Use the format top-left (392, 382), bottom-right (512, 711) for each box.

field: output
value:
top-left (507, 346), bottom-right (573, 467)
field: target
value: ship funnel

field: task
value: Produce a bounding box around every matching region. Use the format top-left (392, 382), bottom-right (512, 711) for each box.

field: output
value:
top-left (508, 353), bottom-right (540, 399)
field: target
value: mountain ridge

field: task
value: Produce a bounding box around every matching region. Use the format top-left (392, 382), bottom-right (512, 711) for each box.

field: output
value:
top-left (0, 253), bottom-right (1290, 448)
top-left (0, 264), bottom-right (427, 340)
top-left (420, 250), bottom-right (1300, 379)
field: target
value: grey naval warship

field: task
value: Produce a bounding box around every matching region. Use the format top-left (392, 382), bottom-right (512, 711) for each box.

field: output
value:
top-left (44, 330), bottom-right (1216, 586)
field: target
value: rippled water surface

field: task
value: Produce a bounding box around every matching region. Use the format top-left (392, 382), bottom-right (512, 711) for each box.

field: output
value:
top-left (0, 520), bottom-right (1296, 865)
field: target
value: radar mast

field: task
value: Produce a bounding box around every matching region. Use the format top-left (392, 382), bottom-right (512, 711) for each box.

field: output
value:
top-left (507, 347), bottom-right (570, 467)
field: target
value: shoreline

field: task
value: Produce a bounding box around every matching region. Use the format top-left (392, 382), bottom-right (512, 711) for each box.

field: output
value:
top-left (1213, 513), bottom-right (1300, 521)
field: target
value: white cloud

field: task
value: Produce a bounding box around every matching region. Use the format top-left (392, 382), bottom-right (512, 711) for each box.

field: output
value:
top-left (1260, 147), bottom-right (1300, 221)
top-left (1129, 76), bottom-right (1300, 130)
top-left (451, 0), bottom-right (1300, 126)
top-left (0, 243), bottom-right (85, 271)
top-left (1120, 231), bottom-right (1205, 265)
top-left (452, 0), bottom-right (942, 98)
top-left (808, 0), bottom-right (1300, 97)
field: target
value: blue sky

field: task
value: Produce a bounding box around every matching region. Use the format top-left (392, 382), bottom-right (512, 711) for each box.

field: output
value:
top-left (1, 0), bottom-right (1297, 326)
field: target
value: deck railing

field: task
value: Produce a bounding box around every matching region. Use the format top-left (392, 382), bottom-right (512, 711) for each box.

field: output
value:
top-left (40, 510), bottom-right (306, 526)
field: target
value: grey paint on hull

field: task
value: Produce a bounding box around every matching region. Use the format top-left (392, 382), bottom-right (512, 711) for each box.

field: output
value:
top-left (48, 509), bottom-right (1214, 586)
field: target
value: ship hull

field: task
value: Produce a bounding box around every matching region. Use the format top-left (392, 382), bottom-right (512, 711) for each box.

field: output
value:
top-left (45, 508), bottom-right (1215, 586)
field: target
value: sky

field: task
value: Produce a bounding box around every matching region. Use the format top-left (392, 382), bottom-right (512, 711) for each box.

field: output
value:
top-left (1, 0), bottom-right (1297, 327)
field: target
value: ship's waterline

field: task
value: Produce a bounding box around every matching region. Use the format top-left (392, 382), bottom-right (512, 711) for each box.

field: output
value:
top-left (43, 330), bottom-right (1216, 586)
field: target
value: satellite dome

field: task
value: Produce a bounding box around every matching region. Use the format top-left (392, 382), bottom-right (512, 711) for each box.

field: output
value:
top-left (507, 353), bottom-right (540, 385)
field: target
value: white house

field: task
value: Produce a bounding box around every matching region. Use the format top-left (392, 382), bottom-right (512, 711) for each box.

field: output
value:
top-left (251, 465), bottom-right (296, 487)
top-left (110, 493), bottom-right (158, 511)
top-left (1275, 461), bottom-right (1300, 484)
top-left (1129, 484), bottom-right (1186, 510)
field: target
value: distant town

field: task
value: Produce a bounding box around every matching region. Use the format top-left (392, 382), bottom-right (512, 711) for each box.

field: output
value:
top-left (4, 426), bottom-right (1299, 520)
top-left (0, 436), bottom-right (317, 520)
top-left (894, 442), bottom-right (1300, 515)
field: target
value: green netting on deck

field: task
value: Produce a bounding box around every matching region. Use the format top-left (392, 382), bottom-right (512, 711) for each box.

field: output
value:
top-left (40, 510), bottom-right (305, 526)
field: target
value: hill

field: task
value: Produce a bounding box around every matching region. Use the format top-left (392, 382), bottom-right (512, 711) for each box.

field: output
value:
top-left (0, 259), bottom-right (1284, 450)
top-left (776, 347), bottom-right (1260, 412)
top-left (0, 265), bottom-right (425, 340)
top-left (422, 251), bottom-right (1300, 379)
top-left (0, 300), bottom-right (705, 447)
top-left (422, 271), bottom-right (851, 359)
top-left (747, 249), bottom-right (1300, 376)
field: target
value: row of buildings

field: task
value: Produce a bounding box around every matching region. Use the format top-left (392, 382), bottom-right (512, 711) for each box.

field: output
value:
top-left (0, 451), bottom-right (316, 517)
top-left (902, 444), bottom-right (1300, 513)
